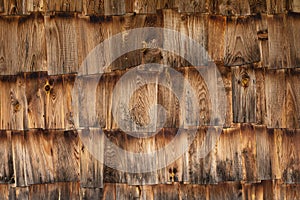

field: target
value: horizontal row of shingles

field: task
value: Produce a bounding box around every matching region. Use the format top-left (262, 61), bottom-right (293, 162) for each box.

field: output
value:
top-left (0, 0), bottom-right (300, 15)
top-left (0, 67), bottom-right (299, 131)
top-left (0, 125), bottom-right (299, 187)
top-left (0, 12), bottom-right (299, 76)
top-left (0, 181), bottom-right (299, 200)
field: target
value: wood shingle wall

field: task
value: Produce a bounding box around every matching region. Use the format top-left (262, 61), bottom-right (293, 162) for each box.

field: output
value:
top-left (0, 0), bottom-right (299, 199)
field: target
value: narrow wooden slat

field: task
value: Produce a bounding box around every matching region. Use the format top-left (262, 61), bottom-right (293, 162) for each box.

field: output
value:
top-left (232, 66), bottom-right (256, 123)
top-left (46, 0), bottom-right (82, 12)
top-left (83, 0), bottom-right (104, 15)
top-left (289, 0), bottom-right (300, 12)
top-left (266, 0), bottom-right (286, 14)
top-left (281, 129), bottom-right (300, 183)
top-left (104, 0), bottom-right (125, 15)
top-left (178, 0), bottom-right (206, 13)
top-left (265, 69), bottom-right (286, 128)
top-left (26, 0), bottom-right (45, 13)
top-left (208, 0), bottom-right (251, 15)
top-left (255, 68), bottom-right (266, 124)
top-left (209, 182), bottom-right (242, 200)
top-left (0, 75), bottom-right (26, 130)
top-left (80, 128), bottom-right (104, 188)
top-left (25, 72), bottom-right (47, 129)
top-left (133, 0), bottom-right (157, 14)
top-left (225, 16), bottom-right (260, 66)
top-left (208, 15), bottom-right (226, 63)
top-left (216, 126), bottom-right (242, 182)
top-left (0, 18), bottom-right (18, 75)
top-left (45, 16), bottom-right (79, 75)
top-left (81, 187), bottom-right (104, 200)
top-left (17, 16), bottom-right (47, 73)
top-left (0, 131), bottom-right (13, 184)
top-left (240, 124), bottom-right (257, 182)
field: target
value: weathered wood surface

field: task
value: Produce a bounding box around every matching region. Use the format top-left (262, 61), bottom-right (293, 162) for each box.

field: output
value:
top-left (0, 13), bottom-right (300, 75)
top-left (0, 181), bottom-right (299, 199)
top-left (0, 125), bottom-right (298, 188)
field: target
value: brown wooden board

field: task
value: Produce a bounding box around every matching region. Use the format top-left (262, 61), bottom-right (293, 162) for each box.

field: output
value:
top-left (225, 16), bottom-right (260, 66)
top-left (45, 16), bottom-right (79, 75)
top-left (232, 65), bottom-right (256, 123)
top-left (17, 16), bottom-right (47, 73)
top-left (0, 131), bottom-right (13, 184)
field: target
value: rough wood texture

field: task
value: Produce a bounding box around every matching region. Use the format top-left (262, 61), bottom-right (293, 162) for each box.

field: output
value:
top-left (225, 16), bottom-right (260, 66)
top-left (232, 65), bottom-right (256, 123)
top-left (268, 14), bottom-right (300, 69)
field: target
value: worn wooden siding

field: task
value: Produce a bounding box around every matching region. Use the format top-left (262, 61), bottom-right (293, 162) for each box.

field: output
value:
top-left (0, 0), bottom-right (299, 199)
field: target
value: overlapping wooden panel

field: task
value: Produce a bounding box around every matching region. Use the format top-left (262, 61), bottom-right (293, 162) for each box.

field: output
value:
top-left (11, 130), bottom-right (80, 186)
top-left (225, 16), bottom-right (260, 66)
top-left (17, 16), bottom-right (47, 73)
top-left (45, 16), bottom-right (79, 75)
top-left (268, 14), bottom-right (300, 69)
top-left (0, 18), bottom-right (18, 75)
top-left (265, 69), bottom-right (286, 128)
top-left (162, 9), bottom-right (208, 68)
top-left (80, 128), bottom-right (104, 188)
top-left (289, 0), bottom-right (300, 12)
top-left (46, 0), bottom-right (82, 13)
top-left (0, 131), bottom-right (13, 184)
top-left (208, 0), bottom-right (251, 15)
top-left (267, 0), bottom-right (286, 14)
top-left (232, 66), bottom-right (256, 123)
top-left (0, 75), bottom-right (26, 130)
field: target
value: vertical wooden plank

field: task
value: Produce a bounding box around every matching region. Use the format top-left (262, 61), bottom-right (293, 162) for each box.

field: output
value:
top-left (281, 129), bottom-right (300, 183)
top-left (209, 182), bottom-right (242, 200)
top-left (102, 183), bottom-right (116, 200)
top-left (104, 0), bottom-right (125, 15)
top-left (44, 75), bottom-right (65, 129)
top-left (22, 130), bottom-right (55, 185)
top-left (0, 75), bottom-right (26, 130)
top-left (180, 184), bottom-right (206, 200)
top-left (289, 0), bottom-right (300, 12)
top-left (208, 15), bottom-right (226, 63)
top-left (11, 131), bottom-right (27, 186)
top-left (17, 16), bottom-right (47, 73)
top-left (45, 16), bottom-right (79, 75)
top-left (133, 0), bottom-right (157, 14)
top-left (24, 72), bottom-right (47, 129)
top-left (265, 69), bottom-right (286, 128)
top-left (103, 131), bottom-right (127, 184)
top-left (81, 188), bottom-right (104, 200)
top-left (240, 124), bottom-right (257, 182)
top-left (232, 66), bottom-right (256, 123)
top-left (0, 131), bottom-right (13, 184)
top-left (286, 69), bottom-right (300, 128)
top-left (178, 0), bottom-right (206, 13)
top-left (187, 127), bottom-right (218, 184)
top-left (266, 0), bottom-right (286, 13)
top-left (255, 68), bottom-right (266, 124)
top-left (0, 0), bottom-right (4, 13)
top-left (0, 184), bottom-right (9, 199)
top-left (225, 16), bottom-right (260, 66)
top-left (256, 14), bottom-right (269, 67)
top-left (208, 0), bottom-right (251, 15)
top-left (157, 0), bottom-right (176, 10)
top-left (216, 126), bottom-right (242, 182)
top-left (255, 125), bottom-right (272, 180)
top-left (80, 128), bottom-right (104, 188)
top-left (26, 0), bottom-right (45, 12)
top-left (47, 0), bottom-right (82, 12)
top-left (62, 74), bottom-right (76, 130)
top-left (267, 14), bottom-right (299, 69)
top-left (83, 0), bottom-right (104, 15)
top-left (249, 0), bottom-right (267, 14)
top-left (52, 130), bottom-right (80, 182)
top-left (162, 9), bottom-right (208, 68)
top-left (152, 184), bottom-right (179, 200)
top-left (29, 182), bottom-right (80, 199)
top-left (0, 17), bottom-right (18, 75)
top-left (271, 128), bottom-right (283, 180)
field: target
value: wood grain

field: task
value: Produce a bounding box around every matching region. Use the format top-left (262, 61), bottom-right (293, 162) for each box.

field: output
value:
top-left (0, 131), bottom-right (13, 184)
top-left (45, 16), bottom-right (78, 75)
top-left (225, 16), bottom-right (260, 66)
top-left (232, 65), bottom-right (256, 123)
